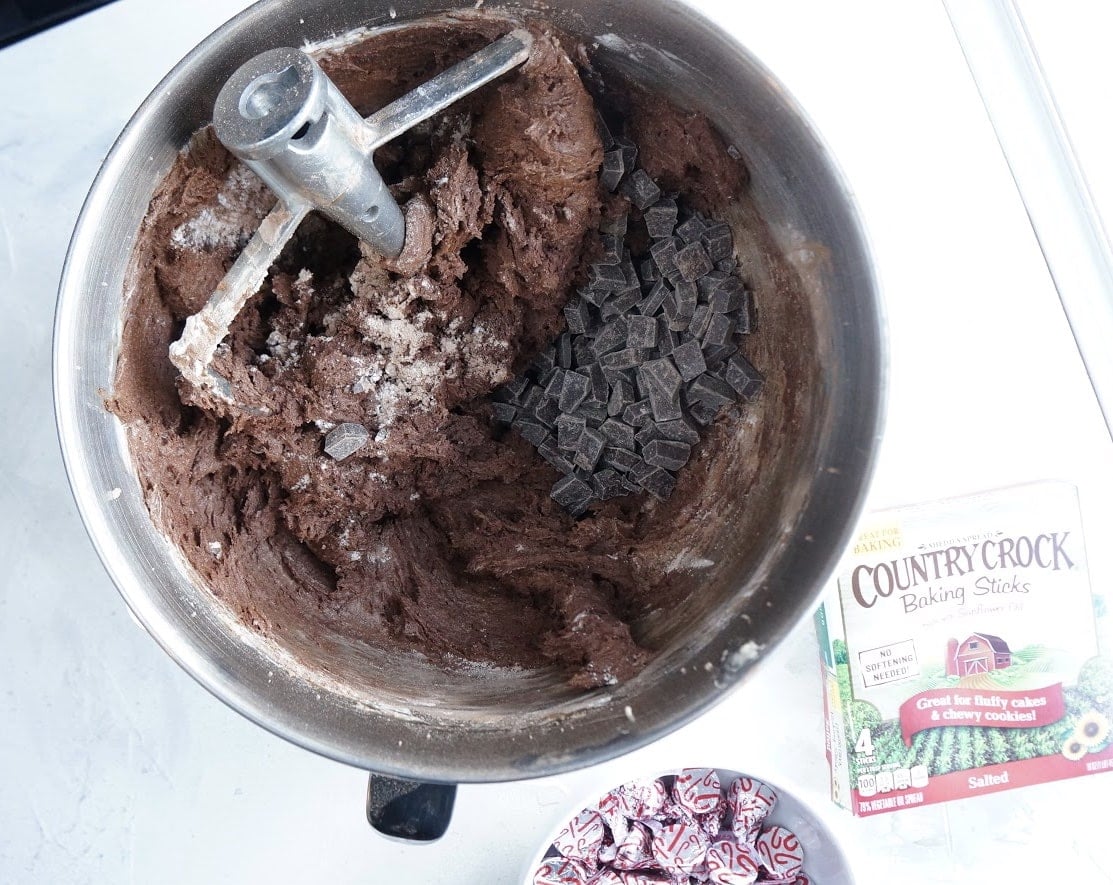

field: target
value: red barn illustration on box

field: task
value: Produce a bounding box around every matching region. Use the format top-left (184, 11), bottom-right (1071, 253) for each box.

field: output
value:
top-left (945, 633), bottom-right (1013, 676)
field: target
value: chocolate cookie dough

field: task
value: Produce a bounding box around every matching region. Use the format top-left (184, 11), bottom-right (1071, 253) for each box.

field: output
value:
top-left (110, 15), bottom-right (761, 689)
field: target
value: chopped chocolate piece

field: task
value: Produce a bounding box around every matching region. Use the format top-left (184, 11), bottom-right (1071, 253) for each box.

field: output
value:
top-left (608, 379), bottom-right (635, 417)
top-left (622, 399), bottom-right (654, 427)
top-left (658, 416), bottom-right (701, 444)
top-left (601, 347), bottom-right (644, 370)
top-left (503, 374), bottom-right (531, 402)
top-left (621, 257), bottom-right (639, 287)
top-left (600, 418), bottom-right (637, 450)
top-left (603, 366), bottom-right (636, 388)
top-left (614, 136), bottom-right (638, 172)
top-left (558, 371), bottom-right (591, 412)
top-left (600, 149), bottom-right (625, 192)
top-left (587, 362), bottom-right (609, 403)
top-left (572, 335), bottom-right (596, 368)
top-left (543, 367), bottom-right (567, 400)
top-left (601, 287), bottom-right (641, 320)
top-left (323, 422), bottom-right (369, 461)
top-left (670, 339), bottom-right (708, 382)
top-left (709, 277), bottom-right (744, 313)
top-left (661, 290), bottom-right (689, 332)
top-left (555, 333), bottom-right (574, 370)
top-left (623, 169), bottom-right (660, 210)
top-left (589, 263), bottom-right (628, 293)
top-left (637, 280), bottom-right (669, 316)
top-left (538, 437), bottom-right (575, 475)
top-left (656, 319), bottom-right (679, 356)
top-left (563, 297), bottom-right (592, 335)
top-left (637, 258), bottom-right (659, 286)
top-left (675, 241), bottom-right (713, 282)
top-left (596, 112), bottom-right (616, 149)
top-left (675, 216), bottom-right (706, 244)
top-left (702, 312), bottom-right (735, 347)
top-left (619, 475), bottom-right (643, 495)
top-left (551, 474), bottom-right (595, 512)
top-left (688, 398), bottom-right (720, 425)
top-left (600, 212), bottom-right (628, 238)
top-left (638, 466), bottom-right (677, 501)
top-left (490, 402), bottom-right (517, 425)
top-left (702, 220), bottom-right (734, 262)
top-left (716, 257), bottom-right (737, 274)
top-left (598, 233), bottom-right (623, 265)
top-left (724, 353), bottom-right (764, 399)
top-left (697, 270), bottom-right (728, 301)
top-left (650, 237), bottom-right (678, 277)
top-left (702, 342), bottom-right (739, 371)
top-left (592, 469), bottom-right (626, 500)
top-left (635, 423), bottom-right (663, 448)
top-left (672, 280), bottom-right (698, 319)
top-left (638, 357), bottom-right (684, 422)
top-left (592, 318), bottom-right (628, 358)
top-left (629, 457), bottom-right (655, 483)
top-left (626, 314), bottom-right (658, 349)
top-left (643, 438), bottom-right (691, 471)
top-left (521, 385), bottom-right (543, 414)
top-left (644, 197), bottom-right (679, 240)
top-left (602, 446), bottom-right (640, 473)
top-left (689, 303), bottom-right (713, 338)
top-left (530, 344), bottom-right (557, 375)
top-left (574, 427), bottom-right (606, 471)
top-left (533, 395), bottom-right (561, 428)
top-left (556, 413), bottom-right (586, 450)
top-left (687, 372), bottom-right (737, 408)
top-left (514, 419), bottom-right (549, 447)
top-left (576, 399), bottom-right (609, 426)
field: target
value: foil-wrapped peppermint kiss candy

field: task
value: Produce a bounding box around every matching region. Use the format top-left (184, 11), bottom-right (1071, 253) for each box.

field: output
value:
top-left (704, 839), bottom-right (761, 885)
top-left (727, 777), bottom-right (777, 844)
top-left (621, 778), bottom-right (669, 820)
top-left (553, 808), bottom-right (606, 870)
top-left (651, 821), bottom-right (711, 876)
top-left (610, 822), bottom-right (657, 871)
top-left (532, 857), bottom-right (590, 885)
top-left (754, 825), bottom-right (804, 881)
top-left (673, 768), bottom-right (723, 816)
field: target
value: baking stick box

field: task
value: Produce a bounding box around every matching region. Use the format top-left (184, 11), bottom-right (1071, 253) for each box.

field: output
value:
top-left (815, 482), bottom-right (1113, 816)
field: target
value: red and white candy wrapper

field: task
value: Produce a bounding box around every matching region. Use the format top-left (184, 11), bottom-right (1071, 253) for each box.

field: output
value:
top-left (533, 857), bottom-right (591, 885)
top-left (651, 821), bottom-right (711, 876)
top-left (727, 777), bottom-right (777, 844)
top-left (610, 822), bottom-right (656, 871)
top-left (673, 768), bottom-right (723, 817)
top-left (704, 839), bottom-right (761, 885)
top-left (622, 778), bottom-right (669, 820)
top-left (793, 874), bottom-right (813, 885)
top-left (554, 808), bottom-right (607, 870)
top-left (596, 788), bottom-right (633, 845)
top-left (754, 826), bottom-right (804, 881)
top-left (597, 872), bottom-right (672, 885)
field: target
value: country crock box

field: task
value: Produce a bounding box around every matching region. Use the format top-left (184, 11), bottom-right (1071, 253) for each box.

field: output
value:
top-left (816, 481), bottom-right (1113, 816)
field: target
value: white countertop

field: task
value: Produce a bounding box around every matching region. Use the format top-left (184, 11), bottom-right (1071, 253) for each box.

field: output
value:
top-left (3, 1), bottom-right (1113, 882)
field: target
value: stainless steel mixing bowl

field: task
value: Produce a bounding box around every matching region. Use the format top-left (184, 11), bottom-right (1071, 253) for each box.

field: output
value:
top-left (55, 0), bottom-right (885, 783)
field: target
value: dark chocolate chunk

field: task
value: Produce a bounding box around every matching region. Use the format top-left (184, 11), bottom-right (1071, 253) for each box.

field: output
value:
top-left (589, 263), bottom-right (628, 293)
top-left (514, 419), bottom-right (549, 447)
top-left (580, 284), bottom-right (609, 308)
top-left (574, 427), bottom-right (606, 471)
top-left (551, 474), bottom-right (595, 512)
top-left (629, 457), bottom-right (655, 483)
top-left (626, 314), bottom-right (658, 349)
top-left (576, 399), bottom-right (609, 426)
top-left (637, 258), bottom-right (659, 286)
top-left (572, 335), bottom-right (596, 368)
top-left (600, 418), bottom-right (637, 450)
top-left (657, 416), bottom-right (701, 444)
top-left (621, 257), bottom-right (639, 287)
top-left (689, 303), bottom-right (713, 339)
top-left (688, 399), bottom-right (719, 425)
top-left (661, 290), bottom-right (689, 332)
top-left (556, 413), bottom-right (586, 450)
top-left (675, 216), bottom-right (706, 244)
top-left (687, 372), bottom-right (737, 408)
top-left (538, 437), bottom-right (575, 474)
top-left (530, 345), bottom-right (557, 375)
top-left (637, 280), bottom-right (669, 316)
top-left (643, 438), bottom-right (691, 471)
top-left (558, 371), bottom-right (591, 412)
top-left (491, 402), bottom-right (517, 424)
top-left (592, 318), bottom-right (628, 358)
top-left (596, 112), bottom-right (616, 150)
top-left (702, 312), bottom-right (735, 347)
top-left (601, 287), bottom-right (641, 320)
top-left (592, 469), bottom-right (626, 500)
top-left (697, 271), bottom-right (728, 302)
top-left (702, 342), bottom-right (739, 372)
top-left (638, 357), bottom-right (684, 422)
top-left (543, 367), bottom-right (567, 400)
top-left (602, 446), bottom-right (640, 473)
top-left (608, 379), bottom-right (635, 417)
top-left (644, 197), bottom-right (679, 240)
top-left (675, 241), bottom-right (713, 282)
top-left (614, 136), bottom-right (638, 173)
top-left (503, 374), bottom-right (530, 402)
top-left (672, 280), bottom-right (698, 319)
top-left (600, 149), bottom-right (625, 192)
top-left (635, 423), bottom-right (663, 448)
top-left (587, 362), bottom-right (609, 403)
top-left (601, 347), bottom-right (644, 370)
top-left (555, 333), bottom-right (573, 370)
top-left (623, 169), bottom-right (660, 210)
top-left (533, 395), bottom-right (561, 428)
top-left (598, 233), bottom-right (623, 266)
top-left (724, 353), bottom-right (764, 399)
top-left (650, 237), bottom-right (678, 277)
top-left (563, 297), bottom-right (592, 335)
top-left (709, 278), bottom-right (744, 313)
top-left (656, 319), bottom-right (679, 356)
top-left (702, 221), bottom-right (734, 262)
top-left (715, 257), bottom-right (737, 274)
top-left (521, 385), bottom-right (543, 414)
top-left (670, 339), bottom-right (708, 382)
top-left (638, 466), bottom-right (676, 501)
top-left (603, 366), bottom-right (636, 388)
top-left (601, 212), bottom-right (628, 238)
top-left (622, 399), bottom-right (654, 427)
